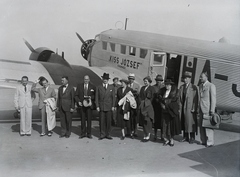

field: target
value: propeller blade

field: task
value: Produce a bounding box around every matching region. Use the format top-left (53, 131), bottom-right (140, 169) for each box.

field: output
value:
top-left (23, 38), bottom-right (35, 52)
top-left (76, 32), bottom-right (85, 44)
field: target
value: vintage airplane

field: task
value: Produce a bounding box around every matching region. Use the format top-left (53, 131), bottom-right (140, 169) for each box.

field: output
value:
top-left (0, 29), bottom-right (239, 120)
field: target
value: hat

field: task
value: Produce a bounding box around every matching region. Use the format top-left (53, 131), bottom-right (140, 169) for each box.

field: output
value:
top-left (182, 71), bottom-right (192, 79)
top-left (120, 79), bottom-right (129, 84)
top-left (113, 77), bottom-right (119, 82)
top-left (164, 79), bottom-right (174, 85)
top-left (210, 113), bottom-right (221, 126)
top-left (155, 74), bottom-right (163, 81)
top-left (101, 73), bottom-right (110, 80)
top-left (83, 97), bottom-right (92, 107)
top-left (143, 76), bottom-right (152, 83)
top-left (128, 73), bottom-right (135, 79)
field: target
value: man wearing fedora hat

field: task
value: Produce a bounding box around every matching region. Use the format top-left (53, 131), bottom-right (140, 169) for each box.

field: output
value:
top-left (152, 74), bottom-right (165, 141)
top-left (128, 73), bottom-right (140, 137)
top-left (111, 77), bottom-right (121, 126)
top-left (179, 71), bottom-right (199, 144)
top-left (75, 75), bottom-right (96, 139)
top-left (96, 73), bottom-right (116, 140)
top-left (198, 72), bottom-right (216, 147)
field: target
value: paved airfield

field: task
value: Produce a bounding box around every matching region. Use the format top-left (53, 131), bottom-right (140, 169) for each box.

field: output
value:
top-left (0, 88), bottom-right (240, 177)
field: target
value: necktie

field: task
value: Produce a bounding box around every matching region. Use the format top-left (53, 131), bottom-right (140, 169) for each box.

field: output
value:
top-left (104, 84), bottom-right (107, 90)
top-left (24, 86), bottom-right (27, 92)
top-left (84, 84), bottom-right (88, 96)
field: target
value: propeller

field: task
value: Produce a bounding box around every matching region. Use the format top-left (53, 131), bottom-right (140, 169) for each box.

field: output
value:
top-left (76, 32), bottom-right (96, 60)
top-left (23, 38), bottom-right (35, 52)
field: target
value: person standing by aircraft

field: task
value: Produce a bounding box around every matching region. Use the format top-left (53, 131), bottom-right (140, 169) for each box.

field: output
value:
top-left (179, 72), bottom-right (199, 144)
top-left (128, 73), bottom-right (140, 137)
top-left (111, 77), bottom-right (121, 126)
top-left (198, 72), bottom-right (216, 147)
top-left (159, 79), bottom-right (181, 146)
top-left (57, 76), bottom-right (75, 138)
top-left (96, 73), bottom-right (115, 140)
top-left (75, 75), bottom-right (96, 139)
top-left (31, 77), bottom-right (57, 137)
top-left (14, 76), bottom-right (33, 136)
top-left (139, 76), bottom-right (155, 142)
top-left (152, 75), bottom-right (165, 141)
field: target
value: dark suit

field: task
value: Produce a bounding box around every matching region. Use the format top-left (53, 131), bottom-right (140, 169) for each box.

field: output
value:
top-left (75, 83), bottom-right (96, 136)
top-left (57, 85), bottom-right (75, 136)
top-left (95, 84), bottom-right (115, 138)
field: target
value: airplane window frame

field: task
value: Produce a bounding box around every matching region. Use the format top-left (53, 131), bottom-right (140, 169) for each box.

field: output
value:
top-left (140, 48), bottom-right (148, 59)
top-left (129, 46), bottom-right (136, 56)
top-left (110, 43), bottom-right (115, 52)
top-left (121, 45), bottom-right (126, 54)
top-left (153, 53), bottom-right (165, 66)
top-left (102, 41), bottom-right (107, 50)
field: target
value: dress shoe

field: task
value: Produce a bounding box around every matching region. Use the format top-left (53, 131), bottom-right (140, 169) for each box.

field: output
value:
top-left (133, 133), bottom-right (138, 138)
top-left (98, 137), bottom-right (104, 140)
top-left (163, 140), bottom-right (169, 146)
top-left (79, 135), bottom-right (86, 139)
top-left (169, 140), bottom-right (174, 147)
top-left (65, 135), bottom-right (70, 138)
top-left (59, 135), bottom-right (65, 138)
top-left (197, 142), bottom-right (206, 146)
top-left (153, 136), bottom-right (157, 141)
top-left (105, 136), bottom-right (113, 140)
top-left (40, 133), bottom-right (46, 137)
top-left (47, 132), bottom-right (53, 137)
top-left (26, 134), bottom-right (31, 136)
top-left (120, 136), bottom-right (125, 140)
top-left (206, 144), bottom-right (214, 148)
top-left (130, 134), bottom-right (134, 139)
top-left (180, 138), bottom-right (189, 142)
top-left (125, 134), bottom-right (131, 137)
top-left (189, 138), bottom-right (195, 144)
top-left (87, 135), bottom-right (93, 139)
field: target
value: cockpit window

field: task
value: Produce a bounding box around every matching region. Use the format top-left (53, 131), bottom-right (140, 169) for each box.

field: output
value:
top-left (140, 48), bottom-right (148, 58)
top-left (129, 46), bottom-right (136, 56)
top-left (121, 45), bottom-right (126, 54)
top-left (110, 43), bottom-right (115, 52)
top-left (102, 41), bottom-right (107, 50)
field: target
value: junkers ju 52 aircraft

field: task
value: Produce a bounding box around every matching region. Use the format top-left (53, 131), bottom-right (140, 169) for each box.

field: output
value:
top-left (0, 29), bottom-right (239, 117)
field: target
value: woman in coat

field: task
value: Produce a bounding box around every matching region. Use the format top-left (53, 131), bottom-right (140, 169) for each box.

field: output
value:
top-left (159, 79), bottom-right (181, 146)
top-left (139, 76), bottom-right (155, 142)
top-left (116, 79), bottom-right (133, 140)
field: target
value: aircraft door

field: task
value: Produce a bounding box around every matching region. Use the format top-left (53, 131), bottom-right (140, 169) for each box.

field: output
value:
top-left (149, 52), bottom-right (167, 80)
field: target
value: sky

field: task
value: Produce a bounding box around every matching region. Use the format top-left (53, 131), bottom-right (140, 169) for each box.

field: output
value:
top-left (0, 0), bottom-right (239, 65)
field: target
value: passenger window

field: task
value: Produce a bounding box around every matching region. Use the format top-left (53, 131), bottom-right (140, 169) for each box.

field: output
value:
top-left (129, 46), bottom-right (136, 56)
top-left (121, 45), bottom-right (126, 54)
top-left (140, 48), bottom-right (148, 58)
top-left (102, 41), bottom-right (107, 50)
top-left (153, 53), bottom-right (164, 65)
top-left (110, 43), bottom-right (115, 52)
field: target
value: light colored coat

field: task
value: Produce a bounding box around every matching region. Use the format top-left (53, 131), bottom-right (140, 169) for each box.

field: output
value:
top-left (44, 98), bottom-right (57, 131)
top-left (199, 81), bottom-right (216, 114)
top-left (31, 83), bottom-right (56, 109)
top-left (179, 83), bottom-right (199, 133)
top-left (14, 85), bottom-right (33, 109)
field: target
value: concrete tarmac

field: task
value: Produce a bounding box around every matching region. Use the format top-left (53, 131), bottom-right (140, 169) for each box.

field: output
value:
top-left (0, 119), bottom-right (239, 177)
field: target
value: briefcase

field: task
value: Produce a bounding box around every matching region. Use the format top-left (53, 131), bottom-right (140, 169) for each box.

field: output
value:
top-left (202, 113), bottom-right (220, 129)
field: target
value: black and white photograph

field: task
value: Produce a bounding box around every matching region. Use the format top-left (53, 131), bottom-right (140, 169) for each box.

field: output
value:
top-left (0, 0), bottom-right (239, 177)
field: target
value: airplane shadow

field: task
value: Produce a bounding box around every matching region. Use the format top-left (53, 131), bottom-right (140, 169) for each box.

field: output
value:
top-left (178, 140), bottom-right (240, 177)
top-left (11, 124), bottom-right (20, 133)
top-left (219, 123), bottom-right (240, 133)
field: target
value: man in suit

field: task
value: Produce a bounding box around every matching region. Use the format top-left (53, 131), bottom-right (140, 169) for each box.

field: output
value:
top-left (75, 75), bottom-right (96, 139)
top-left (14, 76), bottom-right (33, 136)
top-left (111, 77), bottom-right (121, 126)
top-left (32, 77), bottom-right (56, 136)
top-left (179, 72), bottom-right (199, 144)
top-left (96, 73), bottom-right (115, 140)
top-left (128, 73), bottom-right (140, 137)
top-left (198, 72), bottom-right (216, 147)
top-left (57, 76), bottom-right (75, 138)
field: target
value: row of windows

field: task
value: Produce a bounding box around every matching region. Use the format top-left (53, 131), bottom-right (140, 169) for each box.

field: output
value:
top-left (102, 41), bottom-right (148, 59)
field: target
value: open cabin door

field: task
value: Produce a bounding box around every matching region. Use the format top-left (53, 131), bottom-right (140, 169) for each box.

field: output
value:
top-left (149, 52), bottom-right (167, 80)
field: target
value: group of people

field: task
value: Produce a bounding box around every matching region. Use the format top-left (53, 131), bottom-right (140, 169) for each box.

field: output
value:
top-left (14, 71), bottom-right (217, 148)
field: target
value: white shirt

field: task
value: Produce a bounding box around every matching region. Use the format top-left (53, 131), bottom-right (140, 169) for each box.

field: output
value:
top-left (164, 89), bottom-right (171, 98)
top-left (63, 84), bottom-right (68, 93)
top-left (84, 84), bottom-right (88, 90)
top-left (103, 83), bottom-right (108, 89)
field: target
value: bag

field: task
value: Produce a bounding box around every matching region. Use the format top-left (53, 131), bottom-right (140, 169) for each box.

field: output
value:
top-left (202, 114), bottom-right (220, 129)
